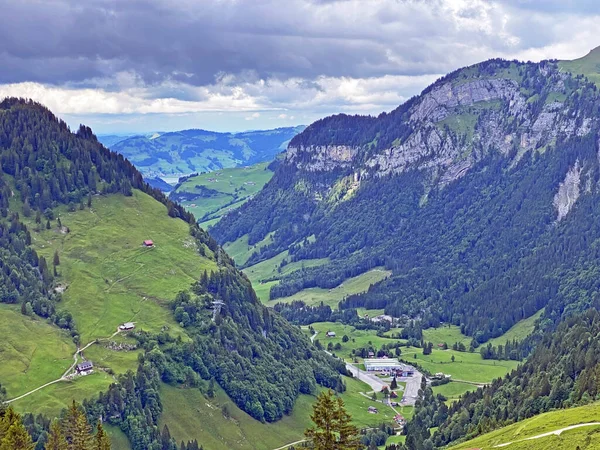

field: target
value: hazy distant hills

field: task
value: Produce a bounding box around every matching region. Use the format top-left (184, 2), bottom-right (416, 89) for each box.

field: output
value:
top-left (99, 126), bottom-right (305, 180)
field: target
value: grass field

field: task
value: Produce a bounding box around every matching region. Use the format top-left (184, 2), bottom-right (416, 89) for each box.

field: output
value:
top-left (31, 190), bottom-right (216, 343)
top-left (0, 304), bottom-right (75, 400)
top-left (174, 162), bottom-right (274, 225)
top-left (223, 233), bottom-right (274, 266)
top-left (11, 371), bottom-right (115, 417)
top-left (309, 322), bottom-right (406, 361)
top-left (270, 268), bottom-right (391, 308)
top-left (159, 375), bottom-right (407, 450)
top-left (451, 402), bottom-right (600, 449)
top-left (403, 347), bottom-right (519, 384)
top-left (311, 323), bottom-right (519, 384)
top-left (106, 425), bottom-right (132, 450)
top-left (432, 381), bottom-right (476, 404)
top-left (4, 189), bottom-right (216, 415)
top-left (422, 325), bottom-right (472, 347)
top-left (488, 309), bottom-right (543, 347)
top-left (559, 47), bottom-right (600, 86)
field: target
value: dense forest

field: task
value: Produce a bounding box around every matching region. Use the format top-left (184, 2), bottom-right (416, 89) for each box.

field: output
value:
top-left (212, 59), bottom-right (600, 343)
top-left (0, 99), bottom-right (345, 448)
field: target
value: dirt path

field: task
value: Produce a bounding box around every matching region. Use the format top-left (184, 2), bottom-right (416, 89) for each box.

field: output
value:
top-left (493, 422), bottom-right (600, 448)
top-left (6, 328), bottom-right (123, 404)
top-left (272, 439), bottom-right (308, 450)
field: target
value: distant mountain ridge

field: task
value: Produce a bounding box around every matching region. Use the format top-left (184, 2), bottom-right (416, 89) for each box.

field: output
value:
top-left (100, 126), bottom-right (305, 179)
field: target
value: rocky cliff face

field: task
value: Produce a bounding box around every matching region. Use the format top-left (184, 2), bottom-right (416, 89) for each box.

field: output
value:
top-left (280, 60), bottom-right (599, 219)
top-left (554, 161), bottom-right (583, 221)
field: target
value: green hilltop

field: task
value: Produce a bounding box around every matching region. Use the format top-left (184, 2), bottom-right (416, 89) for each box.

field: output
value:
top-left (559, 45), bottom-right (600, 86)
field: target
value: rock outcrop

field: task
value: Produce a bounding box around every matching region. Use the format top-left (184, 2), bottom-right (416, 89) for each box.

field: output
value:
top-left (554, 161), bottom-right (582, 221)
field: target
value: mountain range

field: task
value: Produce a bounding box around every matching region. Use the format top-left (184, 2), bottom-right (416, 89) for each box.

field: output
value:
top-left (99, 126), bottom-right (305, 181)
top-left (212, 47), bottom-right (600, 447)
top-left (4, 46), bottom-right (600, 450)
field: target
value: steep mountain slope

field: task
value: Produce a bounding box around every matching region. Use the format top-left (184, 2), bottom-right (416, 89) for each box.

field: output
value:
top-left (0, 99), bottom-right (342, 448)
top-left (103, 126), bottom-right (304, 179)
top-left (213, 51), bottom-right (600, 343)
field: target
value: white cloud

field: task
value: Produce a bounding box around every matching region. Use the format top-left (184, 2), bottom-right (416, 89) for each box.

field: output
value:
top-left (245, 112), bottom-right (261, 120)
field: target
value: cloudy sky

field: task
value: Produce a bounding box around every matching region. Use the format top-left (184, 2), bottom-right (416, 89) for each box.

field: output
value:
top-left (0, 0), bottom-right (598, 134)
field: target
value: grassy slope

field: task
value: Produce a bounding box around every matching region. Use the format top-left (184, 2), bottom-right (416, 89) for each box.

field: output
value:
top-left (32, 190), bottom-right (216, 343)
top-left (422, 325), bottom-right (472, 347)
top-left (159, 376), bottom-right (402, 450)
top-left (269, 268), bottom-right (391, 308)
top-left (175, 162), bottom-right (274, 225)
top-left (224, 233), bottom-right (275, 267)
top-left (4, 190), bottom-right (216, 416)
top-left (488, 309), bottom-right (543, 347)
top-left (451, 402), bottom-right (600, 449)
top-left (0, 305), bottom-right (74, 401)
top-left (431, 381), bottom-right (475, 404)
top-left (559, 46), bottom-right (600, 86)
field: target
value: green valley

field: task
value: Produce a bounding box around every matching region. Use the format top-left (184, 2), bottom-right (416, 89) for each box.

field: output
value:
top-left (170, 162), bottom-right (275, 228)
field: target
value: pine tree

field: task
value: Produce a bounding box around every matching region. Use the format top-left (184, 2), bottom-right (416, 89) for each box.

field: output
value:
top-left (93, 421), bottom-right (110, 450)
top-left (0, 421), bottom-right (35, 450)
top-left (64, 401), bottom-right (91, 450)
top-left (390, 377), bottom-right (398, 390)
top-left (304, 390), bottom-right (362, 450)
top-left (46, 219), bottom-right (51, 230)
top-left (45, 420), bottom-right (68, 450)
top-left (0, 407), bottom-right (34, 450)
top-left (53, 250), bottom-right (60, 266)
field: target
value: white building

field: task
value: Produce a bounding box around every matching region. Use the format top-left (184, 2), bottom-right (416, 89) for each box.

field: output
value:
top-left (363, 358), bottom-right (403, 372)
top-left (119, 322), bottom-right (135, 331)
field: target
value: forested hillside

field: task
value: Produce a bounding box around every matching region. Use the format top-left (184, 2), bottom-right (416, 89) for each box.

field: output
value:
top-left (213, 54), bottom-right (600, 343)
top-left (0, 99), bottom-right (343, 449)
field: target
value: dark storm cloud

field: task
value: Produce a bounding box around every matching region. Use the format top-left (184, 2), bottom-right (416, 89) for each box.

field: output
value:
top-left (2, 0), bottom-right (582, 87)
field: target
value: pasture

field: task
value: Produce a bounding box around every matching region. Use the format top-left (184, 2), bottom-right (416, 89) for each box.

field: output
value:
top-left (451, 401), bottom-right (600, 449)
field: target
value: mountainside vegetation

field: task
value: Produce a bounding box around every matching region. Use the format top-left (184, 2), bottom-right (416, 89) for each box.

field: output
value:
top-left (212, 54), bottom-right (600, 344)
top-left (210, 48), bottom-right (600, 448)
top-left (101, 126), bottom-right (304, 179)
top-left (0, 99), bottom-right (342, 449)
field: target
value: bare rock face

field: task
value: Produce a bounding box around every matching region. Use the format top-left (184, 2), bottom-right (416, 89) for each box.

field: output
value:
top-left (286, 144), bottom-right (359, 171)
top-left (408, 78), bottom-right (527, 123)
top-left (554, 161), bottom-right (582, 221)
top-left (283, 63), bottom-right (597, 204)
